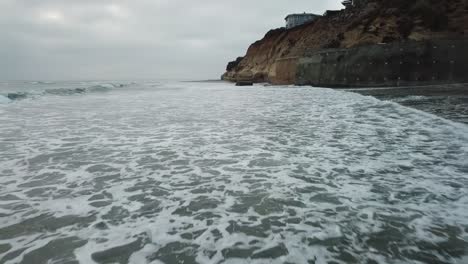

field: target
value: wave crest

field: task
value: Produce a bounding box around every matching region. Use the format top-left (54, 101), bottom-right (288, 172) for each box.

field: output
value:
top-left (2, 83), bottom-right (127, 102)
top-left (0, 95), bottom-right (11, 104)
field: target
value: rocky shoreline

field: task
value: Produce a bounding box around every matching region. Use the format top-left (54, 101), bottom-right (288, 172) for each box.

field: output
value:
top-left (223, 0), bottom-right (468, 87)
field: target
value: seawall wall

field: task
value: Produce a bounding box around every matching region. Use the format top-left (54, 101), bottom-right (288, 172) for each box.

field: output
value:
top-left (295, 39), bottom-right (468, 87)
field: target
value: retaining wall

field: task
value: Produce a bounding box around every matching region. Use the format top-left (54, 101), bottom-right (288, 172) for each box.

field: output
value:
top-left (296, 39), bottom-right (468, 87)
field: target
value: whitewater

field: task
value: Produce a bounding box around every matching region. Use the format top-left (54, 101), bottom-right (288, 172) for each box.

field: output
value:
top-left (0, 81), bottom-right (467, 264)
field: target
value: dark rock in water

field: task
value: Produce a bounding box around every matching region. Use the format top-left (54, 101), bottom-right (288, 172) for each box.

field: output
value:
top-left (236, 81), bottom-right (253, 86)
top-left (235, 71), bottom-right (254, 86)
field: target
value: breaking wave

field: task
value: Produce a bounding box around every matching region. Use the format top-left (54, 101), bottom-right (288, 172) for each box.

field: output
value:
top-left (1, 83), bottom-right (127, 102)
top-left (0, 95), bottom-right (11, 104)
top-left (391, 95), bottom-right (430, 103)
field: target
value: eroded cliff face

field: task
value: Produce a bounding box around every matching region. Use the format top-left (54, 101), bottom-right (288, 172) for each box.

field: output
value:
top-left (223, 0), bottom-right (468, 84)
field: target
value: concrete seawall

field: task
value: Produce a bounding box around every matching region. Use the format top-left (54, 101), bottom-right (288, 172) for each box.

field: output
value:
top-left (295, 39), bottom-right (468, 87)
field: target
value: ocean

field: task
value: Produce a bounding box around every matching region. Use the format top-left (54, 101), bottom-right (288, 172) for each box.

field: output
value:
top-left (1, 81), bottom-right (467, 264)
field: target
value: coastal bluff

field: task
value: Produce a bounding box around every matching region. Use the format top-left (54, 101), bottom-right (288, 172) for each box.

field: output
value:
top-left (222, 0), bottom-right (468, 87)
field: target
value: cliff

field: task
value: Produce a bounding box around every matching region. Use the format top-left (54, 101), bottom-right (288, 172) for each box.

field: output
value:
top-left (223, 0), bottom-right (468, 85)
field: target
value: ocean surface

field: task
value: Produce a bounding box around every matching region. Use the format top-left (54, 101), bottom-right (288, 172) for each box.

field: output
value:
top-left (1, 81), bottom-right (468, 264)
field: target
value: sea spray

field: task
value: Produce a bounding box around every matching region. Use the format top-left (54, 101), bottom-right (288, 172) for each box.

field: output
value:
top-left (0, 95), bottom-right (11, 104)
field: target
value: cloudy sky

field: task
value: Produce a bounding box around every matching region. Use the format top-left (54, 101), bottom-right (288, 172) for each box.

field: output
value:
top-left (0, 0), bottom-right (342, 81)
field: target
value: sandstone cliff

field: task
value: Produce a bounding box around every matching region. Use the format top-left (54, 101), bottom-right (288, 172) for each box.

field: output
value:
top-left (223, 0), bottom-right (468, 84)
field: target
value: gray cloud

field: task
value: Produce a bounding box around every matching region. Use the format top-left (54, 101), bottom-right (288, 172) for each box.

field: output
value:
top-left (0, 0), bottom-right (342, 80)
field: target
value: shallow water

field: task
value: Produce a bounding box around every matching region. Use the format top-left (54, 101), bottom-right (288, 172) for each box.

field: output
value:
top-left (350, 86), bottom-right (468, 125)
top-left (1, 81), bottom-right (468, 264)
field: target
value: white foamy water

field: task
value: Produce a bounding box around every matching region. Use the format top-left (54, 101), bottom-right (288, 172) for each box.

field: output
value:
top-left (0, 81), bottom-right (468, 264)
top-left (0, 95), bottom-right (10, 104)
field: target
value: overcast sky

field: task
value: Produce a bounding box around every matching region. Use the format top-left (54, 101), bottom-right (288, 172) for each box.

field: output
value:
top-left (0, 0), bottom-right (342, 81)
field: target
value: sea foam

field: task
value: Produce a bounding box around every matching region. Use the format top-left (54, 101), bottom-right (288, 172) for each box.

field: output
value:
top-left (0, 82), bottom-right (467, 264)
top-left (0, 95), bottom-right (11, 104)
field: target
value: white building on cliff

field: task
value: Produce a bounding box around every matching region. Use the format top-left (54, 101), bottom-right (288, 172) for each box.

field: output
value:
top-left (342, 0), bottom-right (368, 8)
top-left (285, 13), bottom-right (321, 29)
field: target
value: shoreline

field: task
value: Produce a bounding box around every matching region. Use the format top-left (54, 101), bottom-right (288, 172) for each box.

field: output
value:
top-left (345, 83), bottom-right (468, 96)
